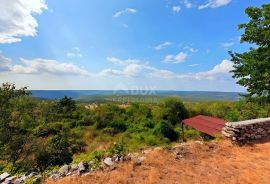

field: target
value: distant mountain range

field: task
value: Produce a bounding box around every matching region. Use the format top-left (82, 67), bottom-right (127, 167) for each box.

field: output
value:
top-left (31, 90), bottom-right (244, 102)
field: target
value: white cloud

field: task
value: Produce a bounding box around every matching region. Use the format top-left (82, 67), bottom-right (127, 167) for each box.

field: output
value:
top-left (182, 0), bottom-right (193, 8)
top-left (0, 53), bottom-right (90, 76)
top-left (188, 64), bottom-right (200, 67)
top-left (12, 58), bottom-right (91, 76)
top-left (154, 41), bottom-right (172, 50)
top-left (195, 59), bottom-right (233, 80)
top-left (183, 46), bottom-right (198, 53)
top-left (172, 6), bottom-right (181, 13)
top-left (164, 52), bottom-right (187, 63)
top-left (66, 47), bottom-right (83, 58)
top-left (220, 42), bottom-right (235, 50)
top-left (0, 53), bottom-right (12, 69)
top-left (107, 57), bottom-right (140, 66)
top-left (113, 8), bottom-right (137, 18)
top-left (122, 24), bottom-right (129, 28)
top-left (145, 65), bottom-right (188, 79)
top-left (104, 57), bottom-right (185, 79)
top-left (0, 0), bottom-right (47, 44)
top-left (101, 63), bottom-right (143, 77)
top-left (0, 51), bottom-right (238, 91)
top-left (102, 57), bottom-right (146, 77)
top-left (198, 0), bottom-right (232, 9)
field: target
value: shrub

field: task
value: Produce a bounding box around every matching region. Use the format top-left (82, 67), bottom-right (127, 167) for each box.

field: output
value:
top-left (154, 121), bottom-right (180, 142)
top-left (35, 134), bottom-right (73, 171)
top-left (56, 96), bottom-right (76, 113)
top-left (141, 118), bottom-right (155, 128)
top-left (35, 122), bottom-right (69, 137)
top-left (161, 98), bottom-right (189, 125)
top-left (107, 143), bottom-right (125, 155)
top-left (108, 121), bottom-right (127, 133)
top-left (93, 104), bottom-right (126, 129)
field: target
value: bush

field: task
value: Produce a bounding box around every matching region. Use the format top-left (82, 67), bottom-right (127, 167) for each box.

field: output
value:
top-left (35, 134), bottom-right (73, 171)
top-left (56, 96), bottom-right (76, 113)
top-left (107, 143), bottom-right (125, 155)
top-left (93, 104), bottom-right (126, 129)
top-left (108, 121), bottom-right (127, 133)
top-left (35, 122), bottom-right (69, 137)
top-left (141, 118), bottom-right (155, 128)
top-left (161, 98), bottom-right (189, 125)
top-left (154, 121), bottom-right (180, 142)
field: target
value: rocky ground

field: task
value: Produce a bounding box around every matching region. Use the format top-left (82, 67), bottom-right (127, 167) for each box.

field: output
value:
top-left (45, 140), bottom-right (270, 184)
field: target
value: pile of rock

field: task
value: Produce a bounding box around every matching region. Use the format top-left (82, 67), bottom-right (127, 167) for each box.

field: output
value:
top-left (0, 153), bottom-right (146, 183)
top-left (50, 162), bottom-right (90, 180)
top-left (50, 153), bottom-right (132, 181)
top-left (0, 172), bottom-right (42, 184)
top-left (222, 117), bottom-right (270, 144)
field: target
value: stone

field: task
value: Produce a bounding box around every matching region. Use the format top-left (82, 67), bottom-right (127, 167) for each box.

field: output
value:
top-left (125, 154), bottom-right (132, 161)
top-left (119, 156), bottom-right (124, 162)
top-left (104, 157), bottom-right (114, 166)
top-left (175, 154), bottom-right (184, 159)
top-left (14, 175), bottom-right (27, 184)
top-left (28, 172), bottom-right (38, 178)
top-left (50, 173), bottom-right (62, 180)
top-left (78, 162), bottom-right (89, 173)
top-left (59, 165), bottom-right (70, 175)
top-left (70, 164), bottom-right (79, 172)
top-left (66, 170), bottom-right (79, 176)
top-left (195, 141), bottom-right (203, 145)
top-left (1, 182), bottom-right (9, 184)
top-left (14, 179), bottom-right (21, 184)
top-left (33, 175), bottom-right (42, 183)
top-left (4, 176), bottom-right (16, 183)
top-left (223, 118), bottom-right (270, 144)
top-left (113, 155), bottom-right (119, 162)
top-left (133, 156), bottom-right (146, 166)
top-left (0, 172), bottom-right (10, 181)
top-left (255, 135), bottom-right (262, 139)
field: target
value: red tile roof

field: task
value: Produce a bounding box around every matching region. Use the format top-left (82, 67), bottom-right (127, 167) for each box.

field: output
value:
top-left (182, 115), bottom-right (226, 137)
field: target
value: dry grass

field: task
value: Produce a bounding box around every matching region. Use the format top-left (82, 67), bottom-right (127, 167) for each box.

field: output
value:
top-left (46, 140), bottom-right (270, 184)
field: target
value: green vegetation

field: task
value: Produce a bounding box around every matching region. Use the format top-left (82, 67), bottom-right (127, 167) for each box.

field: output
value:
top-left (1, 83), bottom-right (270, 175)
top-left (0, 83), bottom-right (192, 174)
top-left (0, 83), bottom-right (87, 173)
top-left (186, 100), bottom-right (270, 121)
top-left (75, 92), bottom-right (241, 104)
top-left (230, 4), bottom-right (270, 101)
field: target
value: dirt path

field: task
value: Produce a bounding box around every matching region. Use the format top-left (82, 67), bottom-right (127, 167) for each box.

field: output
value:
top-left (46, 140), bottom-right (270, 184)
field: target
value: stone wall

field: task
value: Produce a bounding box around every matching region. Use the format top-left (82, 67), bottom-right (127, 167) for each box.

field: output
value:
top-left (222, 117), bottom-right (270, 144)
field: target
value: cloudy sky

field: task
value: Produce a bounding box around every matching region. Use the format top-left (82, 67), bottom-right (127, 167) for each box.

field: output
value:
top-left (0, 0), bottom-right (267, 91)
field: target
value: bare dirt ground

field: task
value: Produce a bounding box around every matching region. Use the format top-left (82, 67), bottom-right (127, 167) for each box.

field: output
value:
top-left (46, 140), bottom-right (270, 184)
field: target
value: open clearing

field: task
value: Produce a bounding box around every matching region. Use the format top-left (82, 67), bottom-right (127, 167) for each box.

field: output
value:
top-left (47, 140), bottom-right (270, 184)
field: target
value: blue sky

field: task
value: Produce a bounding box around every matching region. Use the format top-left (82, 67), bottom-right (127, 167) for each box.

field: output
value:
top-left (0, 0), bottom-right (268, 91)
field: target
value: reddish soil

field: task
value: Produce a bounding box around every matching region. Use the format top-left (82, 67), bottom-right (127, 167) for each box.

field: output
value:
top-left (46, 140), bottom-right (270, 184)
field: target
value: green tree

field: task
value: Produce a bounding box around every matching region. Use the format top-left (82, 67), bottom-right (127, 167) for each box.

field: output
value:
top-left (161, 98), bottom-right (189, 125)
top-left (35, 134), bottom-right (73, 170)
top-left (93, 104), bottom-right (126, 129)
top-left (57, 96), bottom-right (76, 113)
top-left (230, 4), bottom-right (270, 101)
top-left (154, 121), bottom-right (180, 142)
top-left (0, 83), bottom-right (36, 172)
top-left (0, 83), bottom-right (86, 172)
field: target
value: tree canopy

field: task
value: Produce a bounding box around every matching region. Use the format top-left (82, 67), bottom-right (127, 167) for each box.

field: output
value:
top-left (230, 4), bottom-right (270, 101)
